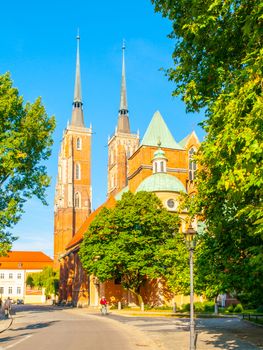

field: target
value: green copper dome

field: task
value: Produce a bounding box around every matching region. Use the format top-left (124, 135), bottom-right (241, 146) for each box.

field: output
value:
top-left (153, 148), bottom-right (167, 160)
top-left (136, 173), bottom-right (186, 193)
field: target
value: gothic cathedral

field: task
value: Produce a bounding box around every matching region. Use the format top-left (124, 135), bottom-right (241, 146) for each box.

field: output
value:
top-left (54, 36), bottom-right (200, 307)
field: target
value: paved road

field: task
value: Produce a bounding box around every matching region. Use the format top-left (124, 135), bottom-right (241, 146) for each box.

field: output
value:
top-left (1, 305), bottom-right (262, 350)
top-left (0, 305), bottom-right (158, 350)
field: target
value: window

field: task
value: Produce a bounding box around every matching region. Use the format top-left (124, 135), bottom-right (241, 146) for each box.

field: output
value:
top-left (154, 162), bottom-right (158, 173)
top-left (9, 273), bottom-right (13, 279)
top-left (8, 286), bottom-right (12, 294)
top-left (76, 163), bottom-right (81, 180)
top-left (160, 161), bottom-right (164, 172)
top-left (189, 148), bottom-right (197, 181)
top-left (76, 137), bottom-right (82, 150)
top-left (0, 273), bottom-right (4, 279)
top-left (17, 273), bottom-right (22, 279)
top-left (114, 277), bottom-right (121, 285)
top-left (17, 287), bottom-right (21, 294)
top-left (167, 199), bottom-right (175, 209)
top-left (75, 192), bottom-right (80, 208)
top-left (0, 287), bottom-right (3, 294)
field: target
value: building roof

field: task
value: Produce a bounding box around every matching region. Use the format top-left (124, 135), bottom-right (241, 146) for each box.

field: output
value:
top-left (136, 173), bottom-right (186, 193)
top-left (140, 111), bottom-right (184, 150)
top-left (0, 251), bottom-right (53, 270)
top-left (179, 131), bottom-right (200, 148)
top-left (66, 196), bottom-right (116, 250)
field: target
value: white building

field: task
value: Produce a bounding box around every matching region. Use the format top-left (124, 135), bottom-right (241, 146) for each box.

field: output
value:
top-left (0, 251), bottom-right (53, 303)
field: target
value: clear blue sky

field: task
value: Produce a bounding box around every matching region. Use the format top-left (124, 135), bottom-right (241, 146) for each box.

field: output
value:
top-left (1, 0), bottom-right (205, 258)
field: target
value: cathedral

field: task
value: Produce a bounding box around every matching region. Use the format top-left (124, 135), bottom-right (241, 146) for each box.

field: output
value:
top-left (54, 36), bottom-right (200, 307)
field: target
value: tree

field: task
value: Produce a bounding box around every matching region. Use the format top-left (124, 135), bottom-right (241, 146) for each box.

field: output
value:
top-left (79, 191), bottom-right (185, 305)
top-left (26, 267), bottom-right (59, 298)
top-left (151, 0), bottom-right (263, 305)
top-left (0, 73), bottom-right (56, 255)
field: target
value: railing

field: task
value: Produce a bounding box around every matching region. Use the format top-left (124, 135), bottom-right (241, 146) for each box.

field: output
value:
top-left (242, 313), bottom-right (263, 321)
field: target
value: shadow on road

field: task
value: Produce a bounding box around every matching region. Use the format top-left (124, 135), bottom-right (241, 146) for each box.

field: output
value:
top-left (0, 321), bottom-right (58, 345)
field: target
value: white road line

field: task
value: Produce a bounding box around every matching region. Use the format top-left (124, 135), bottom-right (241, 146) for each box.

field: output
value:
top-left (4, 334), bottom-right (32, 349)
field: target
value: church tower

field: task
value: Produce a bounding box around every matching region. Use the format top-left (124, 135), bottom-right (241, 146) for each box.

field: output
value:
top-left (107, 42), bottom-right (139, 196)
top-left (54, 34), bottom-right (92, 267)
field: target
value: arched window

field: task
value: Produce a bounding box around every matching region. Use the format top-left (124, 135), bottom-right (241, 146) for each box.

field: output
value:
top-left (76, 163), bottom-right (81, 180)
top-left (76, 137), bottom-right (82, 150)
top-left (160, 161), bottom-right (164, 172)
top-left (75, 192), bottom-right (80, 208)
top-left (189, 147), bottom-right (197, 181)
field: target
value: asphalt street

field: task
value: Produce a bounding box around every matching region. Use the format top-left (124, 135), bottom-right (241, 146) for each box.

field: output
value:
top-left (0, 305), bottom-right (262, 350)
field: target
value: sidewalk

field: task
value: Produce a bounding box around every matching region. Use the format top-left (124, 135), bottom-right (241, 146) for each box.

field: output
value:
top-left (77, 307), bottom-right (263, 350)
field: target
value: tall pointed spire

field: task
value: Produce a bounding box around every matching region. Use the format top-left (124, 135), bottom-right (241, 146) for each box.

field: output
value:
top-left (117, 40), bottom-right (130, 134)
top-left (71, 31), bottom-right (85, 127)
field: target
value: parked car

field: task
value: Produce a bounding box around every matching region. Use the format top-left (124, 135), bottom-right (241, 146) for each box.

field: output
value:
top-left (17, 299), bottom-right (24, 304)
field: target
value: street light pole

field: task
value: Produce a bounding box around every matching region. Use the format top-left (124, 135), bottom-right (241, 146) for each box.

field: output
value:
top-left (184, 224), bottom-right (197, 350)
top-left (189, 243), bottom-right (195, 350)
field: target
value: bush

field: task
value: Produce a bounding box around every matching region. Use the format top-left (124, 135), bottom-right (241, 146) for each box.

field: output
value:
top-left (194, 302), bottom-right (205, 312)
top-left (204, 301), bottom-right (215, 312)
top-left (227, 304), bottom-right (234, 312)
top-left (256, 305), bottom-right (263, 313)
top-left (234, 304), bottom-right (243, 313)
top-left (181, 303), bottom-right (190, 312)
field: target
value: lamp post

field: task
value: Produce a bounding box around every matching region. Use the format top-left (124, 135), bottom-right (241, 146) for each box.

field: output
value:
top-left (184, 223), bottom-right (197, 350)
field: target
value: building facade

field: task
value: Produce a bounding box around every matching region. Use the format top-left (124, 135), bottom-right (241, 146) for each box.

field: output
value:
top-left (0, 251), bottom-right (53, 304)
top-left (55, 38), bottom-right (200, 307)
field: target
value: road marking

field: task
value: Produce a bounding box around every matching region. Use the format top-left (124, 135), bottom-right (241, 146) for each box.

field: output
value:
top-left (4, 335), bottom-right (32, 349)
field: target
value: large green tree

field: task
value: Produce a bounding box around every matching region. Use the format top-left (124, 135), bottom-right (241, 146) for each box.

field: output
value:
top-left (151, 0), bottom-right (263, 304)
top-left (0, 73), bottom-right (55, 255)
top-left (79, 191), bottom-right (187, 305)
top-left (26, 267), bottom-right (59, 297)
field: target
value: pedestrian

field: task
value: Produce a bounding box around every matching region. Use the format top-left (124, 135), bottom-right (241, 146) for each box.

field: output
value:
top-left (4, 297), bottom-right (12, 318)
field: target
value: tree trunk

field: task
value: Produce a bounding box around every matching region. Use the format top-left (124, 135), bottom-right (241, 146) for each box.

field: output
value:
top-left (214, 296), bottom-right (218, 314)
top-left (128, 288), bottom-right (144, 306)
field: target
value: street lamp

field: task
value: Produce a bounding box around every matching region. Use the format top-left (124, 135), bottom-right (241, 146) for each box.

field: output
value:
top-left (184, 223), bottom-right (197, 350)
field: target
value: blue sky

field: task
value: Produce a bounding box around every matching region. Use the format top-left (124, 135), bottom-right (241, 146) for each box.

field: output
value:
top-left (1, 0), bottom-right (205, 258)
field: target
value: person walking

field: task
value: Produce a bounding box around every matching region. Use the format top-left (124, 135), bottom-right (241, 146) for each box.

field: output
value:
top-left (3, 297), bottom-right (12, 318)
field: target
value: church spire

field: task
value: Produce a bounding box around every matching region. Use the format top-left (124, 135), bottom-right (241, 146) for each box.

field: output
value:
top-left (71, 31), bottom-right (85, 127)
top-left (117, 40), bottom-right (130, 134)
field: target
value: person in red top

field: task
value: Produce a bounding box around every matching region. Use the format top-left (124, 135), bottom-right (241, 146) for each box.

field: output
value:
top-left (100, 296), bottom-right (107, 305)
top-left (100, 296), bottom-right (108, 315)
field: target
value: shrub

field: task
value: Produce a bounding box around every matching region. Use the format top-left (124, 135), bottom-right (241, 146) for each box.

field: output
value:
top-left (227, 304), bottom-right (234, 312)
top-left (204, 301), bottom-right (215, 312)
top-left (181, 303), bottom-right (190, 312)
top-left (234, 304), bottom-right (243, 313)
top-left (194, 302), bottom-right (205, 312)
top-left (256, 305), bottom-right (263, 313)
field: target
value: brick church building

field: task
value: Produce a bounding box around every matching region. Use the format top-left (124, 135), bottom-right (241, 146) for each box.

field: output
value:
top-left (54, 37), bottom-right (200, 307)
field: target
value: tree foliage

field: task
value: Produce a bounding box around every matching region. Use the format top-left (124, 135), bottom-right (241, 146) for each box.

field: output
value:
top-left (0, 73), bottom-right (56, 255)
top-left (26, 267), bottom-right (59, 297)
top-left (79, 191), bottom-right (187, 304)
top-left (151, 0), bottom-right (263, 304)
